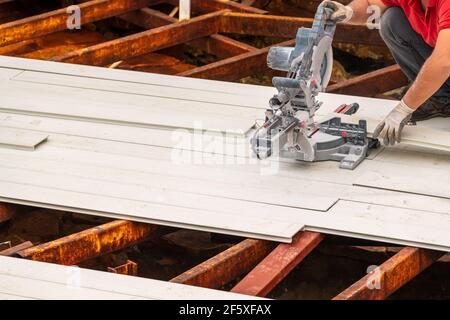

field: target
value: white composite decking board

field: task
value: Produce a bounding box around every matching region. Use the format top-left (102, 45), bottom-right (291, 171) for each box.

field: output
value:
top-left (0, 55), bottom-right (446, 130)
top-left (0, 127), bottom-right (47, 150)
top-left (0, 256), bottom-right (255, 300)
top-left (2, 178), bottom-right (450, 250)
top-left (0, 112), bottom-right (253, 157)
top-left (0, 56), bottom-right (272, 99)
top-left (12, 70), bottom-right (269, 109)
top-left (45, 133), bottom-right (450, 198)
top-left (0, 57), bottom-right (450, 250)
top-left (0, 151), bottom-right (340, 212)
top-left (354, 168), bottom-right (450, 199)
top-left (3, 130), bottom-right (449, 209)
top-left (373, 147), bottom-right (450, 168)
top-left (0, 181), bottom-right (301, 242)
top-left (306, 201), bottom-right (450, 251)
top-left (0, 67), bottom-right (24, 80)
top-left (0, 151), bottom-right (449, 249)
top-left (1, 134), bottom-right (448, 215)
top-left (4, 71), bottom-right (449, 154)
top-left (1, 109), bottom-right (447, 174)
top-left (0, 163), bottom-right (327, 222)
top-left (0, 56), bottom-right (406, 116)
top-left (317, 113), bottom-right (450, 152)
top-left (0, 136), bottom-right (449, 247)
top-left (0, 274), bottom-right (142, 300)
top-left (0, 80), bottom-right (257, 134)
top-left (5, 72), bottom-right (261, 119)
top-left (0, 125), bottom-right (448, 245)
top-left (0, 292), bottom-right (32, 300)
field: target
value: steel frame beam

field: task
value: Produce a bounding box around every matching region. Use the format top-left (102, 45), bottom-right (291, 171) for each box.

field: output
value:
top-left (51, 10), bottom-right (225, 65)
top-left (17, 220), bottom-right (157, 265)
top-left (327, 64), bottom-right (408, 96)
top-left (118, 7), bottom-right (256, 59)
top-left (219, 12), bottom-right (385, 46)
top-left (231, 231), bottom-right (324, 297)
top-left (170, 239), bottom-right (275, 289)
top-left (0, 0), bottom-right (153, 47)
top-left (333, 247), bottom-right (445, 300)
top-left (45, 7), bottom-right (387, 80)
top-left (107, 259), bottom-right (138, 276)
top-left (0, 202), bottom-right (16, 223)
top-left (0, 241), bottom-right (33, 256)
top-left (178, 39), bottom-right (295, 80)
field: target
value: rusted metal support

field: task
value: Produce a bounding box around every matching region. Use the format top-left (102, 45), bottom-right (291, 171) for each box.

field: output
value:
top-left (0, 202), bottom-right (16, 223)
top-left (327, 64), bottom-right (408, 96)
top-left (51, 10), bottom-right (225, 66)
top-left (231, 231), bottom-right (324, 297)
top-left (119, 8), bottom-right (255, 58)
top-left (220, 12), bottom-right (384, 46)
top-left (119, 7), bottom-right (174, 29)
top-left (170, 239), bottom-right (275, 289)
top-left (107, 260), bottom-right (138, 276)
top-left (0, 0), bottom-right (153, 47)
top-left (177, 39), bottom-right (294, 81)
top-left (197, 34), bottom-right (256, 57)
top-left (17, 220), bottom-right (157, 265)
top-left (165, 0), bottom-right (267, 14)
top-left (0, 241), bottom-right (33, 256)
top-left (333, 247), bottom-right (445, 300)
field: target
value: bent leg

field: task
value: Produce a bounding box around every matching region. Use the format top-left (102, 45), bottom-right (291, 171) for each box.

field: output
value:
top-left (379, 7), bottom-right (450, 104)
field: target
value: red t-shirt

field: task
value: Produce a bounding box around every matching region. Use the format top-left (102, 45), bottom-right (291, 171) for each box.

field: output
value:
top-left (381, 0), bottom-right (450, 47)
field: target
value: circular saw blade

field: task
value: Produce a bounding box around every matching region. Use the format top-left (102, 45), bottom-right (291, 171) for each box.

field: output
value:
top-left (310, 35), bottom-right (333, 91)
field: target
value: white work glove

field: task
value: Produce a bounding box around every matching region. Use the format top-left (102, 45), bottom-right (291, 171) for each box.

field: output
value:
top-left (321, 0), bottom-right (354, 23)
top-left (373, 100), bottom-right (414, 146)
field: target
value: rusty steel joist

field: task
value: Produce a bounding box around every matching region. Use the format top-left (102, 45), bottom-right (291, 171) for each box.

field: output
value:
top-left (231, 231), bottom-right (324, 297)
top-left (51, 10), bottom-right (385, 67)
top-left (119, 7), bottom-right (256, 59)
top-left (178, 39), bottom-right (295, 81)
top-left (51, 10), bottom-right (225, 65)
top-left (17, 220), bottom-right (157, 265)
top-left (0, 202), bottom-right (16, 223)
top-left (327, 64), bottom-right (408, 96)
top-left (0, 0), bottom-right (153, 47)
top-left (0, 241), bottom-right (33, 256)
top-left (107, 259), bottom-right (138, 276)
top-left (170, 239), bottom-right (275, 289)
top-left (334, 247), bottom-right (445, 300)
top-left (47, 9), bottom-right (386, 73)
top-left (220, 12), bottom-right (385, 46)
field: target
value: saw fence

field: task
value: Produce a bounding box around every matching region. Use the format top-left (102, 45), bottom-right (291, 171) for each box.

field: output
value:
top-left (0, 0), bottom-right (445, 300)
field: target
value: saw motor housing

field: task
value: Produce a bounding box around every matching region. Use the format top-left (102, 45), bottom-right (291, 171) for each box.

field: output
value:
top-left (251, 5), bottom-right (371, 170)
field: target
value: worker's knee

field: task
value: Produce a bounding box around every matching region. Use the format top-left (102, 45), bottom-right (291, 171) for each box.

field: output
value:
top-left (379, 7), bottom-right (409, 45)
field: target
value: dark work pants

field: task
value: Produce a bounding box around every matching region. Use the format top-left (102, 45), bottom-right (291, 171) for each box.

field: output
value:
top-left (379, 7), bottom-right (450, 104)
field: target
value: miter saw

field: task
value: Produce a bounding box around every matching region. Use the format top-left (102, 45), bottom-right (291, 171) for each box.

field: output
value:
top-left (251, 4), bottom-right (377, 170)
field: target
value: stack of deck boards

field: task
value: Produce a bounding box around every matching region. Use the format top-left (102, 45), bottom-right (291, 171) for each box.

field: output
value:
top-left (0, 56), bottom-right (449, 250)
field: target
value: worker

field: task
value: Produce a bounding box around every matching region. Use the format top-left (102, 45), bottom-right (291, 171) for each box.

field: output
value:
top-left (322, 0), bottom-right (450, 145)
